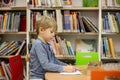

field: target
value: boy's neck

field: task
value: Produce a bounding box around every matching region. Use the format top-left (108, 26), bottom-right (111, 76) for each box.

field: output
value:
top-left (38, 36), bottom-right (46, 44)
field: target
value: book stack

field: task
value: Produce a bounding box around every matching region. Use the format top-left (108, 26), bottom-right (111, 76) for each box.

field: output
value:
top-left (0, 39), bottom-right (26, 56)
top-left (102, 0), bottom-right (120, 8)
top-left (102, 12), bottom-right (120, 33)
top-left (27, 0), bottom-right (63, 8)
top-left (62, 10), bottom-right (98, 33)
top-left (102, 37), bottom-right (116, 58)
top-left (0, 12), bottom-right (26, 32)
top-left (47, 36), bottom-right (75, 56)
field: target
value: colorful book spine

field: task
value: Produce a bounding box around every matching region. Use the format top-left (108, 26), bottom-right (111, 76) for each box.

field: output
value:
top-left (66, 41), bottom-right (74, 55)
top-left (63, 10), bottom-right (71, 32)
top-left (108, 38), bottom-right (115, 58)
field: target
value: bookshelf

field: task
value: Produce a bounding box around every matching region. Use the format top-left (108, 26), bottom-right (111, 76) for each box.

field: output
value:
top-left (101, 0), bottom-right (120, 62)
top-left (0, 0), bottom-right (120, 80)
top-left (0, 0), bottom-right (27, 80)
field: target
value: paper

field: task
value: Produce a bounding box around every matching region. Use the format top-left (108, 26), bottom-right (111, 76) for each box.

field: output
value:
top-left (60, 70), bottom-right (82, 75)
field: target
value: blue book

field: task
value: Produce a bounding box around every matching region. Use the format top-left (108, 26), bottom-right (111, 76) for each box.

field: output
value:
top-left (116, 12), bottom-right (120, 32)
top-left (63, 10), bottom-right (71, 31)
top-left (105, 15), bottom-right (110, 31)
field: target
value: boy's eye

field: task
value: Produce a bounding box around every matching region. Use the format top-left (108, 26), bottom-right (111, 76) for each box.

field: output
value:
top-left (50, 31), bottom-right (54, 33)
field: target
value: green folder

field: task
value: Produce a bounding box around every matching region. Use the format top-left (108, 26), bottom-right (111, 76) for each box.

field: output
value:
top-left (116, 0), bottom-right (120, 4)
top-left (76, 52), bottom-right (99, 65)
top-left (83, 0), bottom-right (98, 7)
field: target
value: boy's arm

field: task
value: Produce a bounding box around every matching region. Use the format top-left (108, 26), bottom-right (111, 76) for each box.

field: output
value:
top-left (35, 44), bottom-right (63, 72)
top-left (54, 57), bottom-right (67, 66)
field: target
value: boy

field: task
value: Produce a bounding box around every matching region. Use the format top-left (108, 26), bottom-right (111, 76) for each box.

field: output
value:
top-left (30, 16), bottom-right (77, 80)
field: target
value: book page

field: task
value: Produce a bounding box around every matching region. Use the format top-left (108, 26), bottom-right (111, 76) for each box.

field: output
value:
top-left (60, 70), bottom-right (82, 75)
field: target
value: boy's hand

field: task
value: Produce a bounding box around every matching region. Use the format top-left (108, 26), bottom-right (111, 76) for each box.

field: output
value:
top-left (63, 65), bottom-right (79, 72)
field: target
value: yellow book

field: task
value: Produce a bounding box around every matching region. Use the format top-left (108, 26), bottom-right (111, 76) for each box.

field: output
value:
top-left (111, 14), bottom-right (119, 32)
top-left (108, 38), bottom-right (115, 58)
top-left (2, 12), bottom-right (8, 32)
top-left (72, 12), bottom-right (78, 32)
top-left (66, 41), bottom-right (74, 55)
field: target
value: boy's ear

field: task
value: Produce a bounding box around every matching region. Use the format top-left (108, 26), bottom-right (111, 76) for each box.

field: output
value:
top-left (39, 27), bottom-right (45, 33)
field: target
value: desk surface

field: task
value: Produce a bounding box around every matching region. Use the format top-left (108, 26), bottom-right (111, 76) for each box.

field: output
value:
top-left (45, 66), bottom-right (90, 80)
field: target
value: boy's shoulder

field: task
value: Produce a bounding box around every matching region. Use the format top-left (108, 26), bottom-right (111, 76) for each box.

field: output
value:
top-left (33, 39), bottom-right (42, 45)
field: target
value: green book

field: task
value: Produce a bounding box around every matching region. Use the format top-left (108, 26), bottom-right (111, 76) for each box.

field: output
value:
top-left (76, 52), bottom-right (99, 65)
top-left (83, 0), bottom-right (98, 7)
top-left (116, 0), bottom-right (120, 4)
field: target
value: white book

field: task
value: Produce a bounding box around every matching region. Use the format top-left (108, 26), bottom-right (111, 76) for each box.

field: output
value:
top-left (56, 10), bottom-right (63, 32)
top-left (1, 62), bottom-right (9, 80)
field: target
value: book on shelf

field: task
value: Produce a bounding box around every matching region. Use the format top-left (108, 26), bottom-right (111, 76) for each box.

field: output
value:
top-left (76, 52), bottom-right (99, 65)
top-left (30, 10), bottom-right (55, 32)
top-left (75, 39), bottom-right (97, 52)
top-left (56, 9), bottom-right (63, 32)
top-left (28, 0), bottom-right (63, 7)
top-left (0, 12), bottom-right (26, 32)
top-left (72, 12), bottom-right (78, 32)
top-left (102, 0), bottom-right (120, 7)
top-left (82, 16), bottom-right (98, 32)
top-left (0, 40), bottom-right (26, 56)
top-left (0, 0), bottom-right (14, 7)
top-left (1, 61), bottom-right (9, 80)
top-left (62, 0), bottom-right (72, 7)
top-left (9, 55), bottom-right (24, 80)
top-left (63, 10), bottom-right (71, 32)
top-left (50, 37), bottom-right (60, 55)
top-left (108, 38), bottom-right (115, 58)
top-left (102, 12), bottom-right (120, 33)
top-left (116, 12), bottom-right (120, 32)
top-left (16, 39), bottom-right (26, 55)
top-left (66, 41), bottom-right (74, 55)
top-left (0, 41), bottom-right (20, 56)
top-left (4, 63), bottom-right (11, 80)
top-left (0, 41), bottom-right (15, 53)
top-left (116, 0), bottom-right (120, 4)
top-left (83, 0), bottom-right (98, 7)
top-left (77, 12), bottom-right (86, 32)
top-left (55, 36), bottom-right (74, 56)
top-left (102, 37), bottom-right (116, 58)
top-left (0, 14), bottom-right (3, 32)
top-left (56, 36), bottom-right (65, 55)
top-left (0, 65), bottom-right (5, 78)
top-left (19, 14), bottom-right (26, 32)
top-left (102, 37), bottom-right (111, 58)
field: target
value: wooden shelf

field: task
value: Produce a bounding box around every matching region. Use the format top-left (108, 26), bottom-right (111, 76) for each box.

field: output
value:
top-left (29, 32), bottom-right (99, 36)
top-left (102, 7), bottom-right (120, 11)
top-left (0, 32), bottom-right (26, 35)
top-left (56, 32), bottom-right (99, 36)
top-left (55, 55), bottom-right (75, 60)
top-left (11, 6), bottom-right (26, 10)
top-left (101, 57), bottom-right (120, 60)
top-left (101, 32), bottom-right (120, 35)
top-left (29, 7), bottom-right (56, 10)
top-left (62, 7), bottom-right (99, 10)
top-left (0, 55), bottom-right (26, 59)
top-left (0, 6), bottom-right (26, 11)
top-left (28, 7), bottom-right (99, 10)
top-left (0, 7), bottom-right (11, 11)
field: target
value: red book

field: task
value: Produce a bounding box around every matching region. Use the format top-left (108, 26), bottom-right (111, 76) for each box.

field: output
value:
top-left (19, 15), bottom-right (26, 32)
top-left (9, 55), bottom-right (24, 80)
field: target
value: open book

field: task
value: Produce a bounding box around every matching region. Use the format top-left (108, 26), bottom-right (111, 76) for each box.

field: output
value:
top-left (60, 70), bottom-right (82, 75)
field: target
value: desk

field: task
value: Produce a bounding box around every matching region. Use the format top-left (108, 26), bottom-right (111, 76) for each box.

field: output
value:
top-left (45, 66), bottom-right (90, 80)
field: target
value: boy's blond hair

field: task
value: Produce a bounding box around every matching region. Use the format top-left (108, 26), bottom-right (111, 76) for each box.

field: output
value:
top-left (36, 16), bottom-right (57, 35)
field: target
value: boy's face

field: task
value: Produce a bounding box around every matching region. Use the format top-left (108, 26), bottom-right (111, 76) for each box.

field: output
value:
top-left (39, 27), bottom-right (55, 43)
